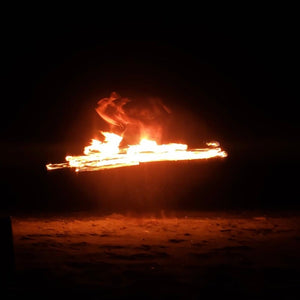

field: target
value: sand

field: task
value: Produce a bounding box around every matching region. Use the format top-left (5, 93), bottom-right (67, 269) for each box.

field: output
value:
top-left (6, 212), bottom-right (300, 299)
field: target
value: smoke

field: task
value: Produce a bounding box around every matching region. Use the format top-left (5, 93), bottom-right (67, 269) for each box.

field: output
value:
top-left (95, 92), bottom-right (171, 144)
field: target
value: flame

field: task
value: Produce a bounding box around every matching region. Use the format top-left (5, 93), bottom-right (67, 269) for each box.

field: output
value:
top-left (46, 93), bottom-right (227, 172)
top-left (46, 132), bottom-right (227, 172)
top-left (95, 92), bottom-right (171, 144)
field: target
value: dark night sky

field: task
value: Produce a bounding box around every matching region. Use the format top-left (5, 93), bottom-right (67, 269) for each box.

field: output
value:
top-left (0, 16), bottom-right (299, 212)
top-left (2, 19), bottom-right (298, 147)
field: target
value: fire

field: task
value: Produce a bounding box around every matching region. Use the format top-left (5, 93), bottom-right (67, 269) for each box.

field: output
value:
top-left (46, 93), bottom-right (227, 172)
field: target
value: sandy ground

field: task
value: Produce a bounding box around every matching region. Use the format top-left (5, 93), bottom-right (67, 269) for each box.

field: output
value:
top-left (6, 212), bottom-right (300, 299)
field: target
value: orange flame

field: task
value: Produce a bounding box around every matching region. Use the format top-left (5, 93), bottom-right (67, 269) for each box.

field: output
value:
top-left (46, 93), bottom-right (227, 172)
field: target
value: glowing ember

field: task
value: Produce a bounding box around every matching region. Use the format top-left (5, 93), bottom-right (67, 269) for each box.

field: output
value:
top-left (46, 93), bottom-right (227, 172)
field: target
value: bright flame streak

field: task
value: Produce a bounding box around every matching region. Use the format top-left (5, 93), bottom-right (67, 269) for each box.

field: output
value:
top-left (46, 132), bottom-right (227, 172)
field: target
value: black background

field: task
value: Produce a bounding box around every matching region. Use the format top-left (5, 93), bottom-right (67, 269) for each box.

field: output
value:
top-left (1, 17), bottom-right (299, 213)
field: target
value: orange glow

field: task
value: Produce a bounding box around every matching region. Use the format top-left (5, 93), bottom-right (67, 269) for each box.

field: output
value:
top-left (46, 132), bottom-right (227, 172)
top-left (46, 93), bottom-right (227, 172)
